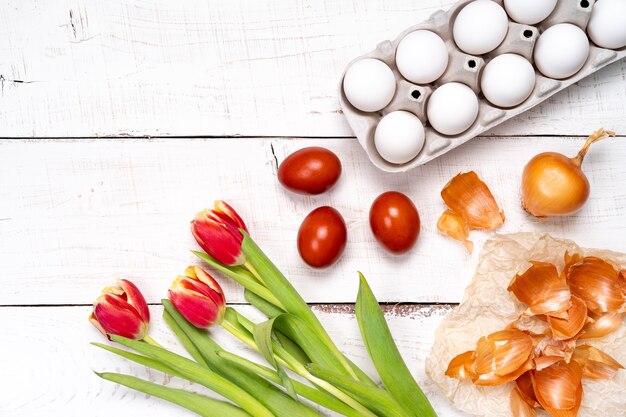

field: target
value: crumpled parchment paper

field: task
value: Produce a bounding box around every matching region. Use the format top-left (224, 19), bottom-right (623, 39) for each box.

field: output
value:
top-left (426, 233), bottom-right (626, 417)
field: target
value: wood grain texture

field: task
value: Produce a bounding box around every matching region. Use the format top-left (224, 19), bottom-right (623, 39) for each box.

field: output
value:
top-left (1, 136), bottom-right (625, 305)
top-left (0, 0), bottom-right (625, 137)
top-left (0, 304), bottom-right (467, 417)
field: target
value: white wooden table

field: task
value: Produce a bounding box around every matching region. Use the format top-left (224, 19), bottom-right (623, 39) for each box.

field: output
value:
top-left (1, 1), bottom-right (625, 416)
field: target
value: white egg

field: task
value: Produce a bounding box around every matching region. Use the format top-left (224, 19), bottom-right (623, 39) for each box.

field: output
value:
top-left (534, 23), bottom-right (590, 79)
top-left (427, 83), bottom-right (479, 135)
top-left (395, 30), bottom-right (449, 84)
top-left (343, 59), bottom-right (396, 112)
top-left (374, 111), bottom-right (425, 164)
top-left (503, 0), bottom-right (557, 25)
top-left (453, 0), bottom-right (509, 55)
top-left (481, 54), bottom-right (536, 108)
top-left (588, 0), bottom-right (626, 49)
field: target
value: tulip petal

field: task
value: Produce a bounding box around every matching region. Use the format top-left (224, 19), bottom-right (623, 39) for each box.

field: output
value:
top-left (572, 344), bottom-right (624, 379)
top-left (445, 350), bottom-right (475, 380)
top-left (567, 256), bottom-right (624, 315)
top-left (547, 296), bottom-right (587, 340)
top-left (194, 267), bottom-right (226, 306)
top-left (169, 288), bottom-right (223, 329)
top-left (578, 311), bottom-right (625, 339)
top-left (117, 279), bottom-right (150, 323)
top-left (89, 313), bottom-right (108, 337)
top-left (93, 293), bottom-right (147, 339)
top-left (192, 215), bottom-right (245, 266)
top-left (510, 387), bottom-right (537, 417)
top-left (508, 262), bottom-right (571, 317)
top-left (214, 200), bottom-right (248, 232)
top-left (440, 171), bottom-right (505, 230)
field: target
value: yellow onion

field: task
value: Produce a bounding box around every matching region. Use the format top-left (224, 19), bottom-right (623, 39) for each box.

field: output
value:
top-left (531, 360), bottom-right (583, 417)
top-left (547, 296), bottom-right (588, 340)
top-left (521, 128), bottom-right (615, 217)
top-left (572, 345), bottom-right (624, 380)
top-left (510, 387), bottom-right (537, 417)
top-left (567, 256), bottom-right (625, 315)
top-left (508, 262), bottom-right (571, 317)
top-left (440, 171), bottom-right (505, 230)
top-left (437, 209), bottom-right (473, 253)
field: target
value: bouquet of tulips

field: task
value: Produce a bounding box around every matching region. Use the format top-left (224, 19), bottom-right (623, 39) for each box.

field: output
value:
top-left (90, 201), bottom-right (438, 417)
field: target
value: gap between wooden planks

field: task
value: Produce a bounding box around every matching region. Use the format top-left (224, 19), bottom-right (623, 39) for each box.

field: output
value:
top-left (1, 136), bottom-right (625, 306)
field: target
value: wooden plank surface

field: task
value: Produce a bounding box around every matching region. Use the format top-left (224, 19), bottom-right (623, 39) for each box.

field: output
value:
top-left (1, 136), bottom-right (625, 305)
top-left (3, 1), bottom-right (626, 416)
top-left (1, 0), bottom-right (625, 137)
top-left (0, 304), bottom-right (467, 417)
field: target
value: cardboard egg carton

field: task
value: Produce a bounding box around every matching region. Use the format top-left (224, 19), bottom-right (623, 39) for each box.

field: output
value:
top-left (339, 0), bottom-right (626, 172)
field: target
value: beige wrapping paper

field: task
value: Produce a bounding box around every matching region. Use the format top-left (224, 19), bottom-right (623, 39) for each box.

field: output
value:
top-left (426, 233), bottom-right (626, 417)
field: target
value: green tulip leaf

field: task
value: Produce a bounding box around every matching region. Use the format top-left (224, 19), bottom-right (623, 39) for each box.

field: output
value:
top-left (254, 316), bottom-right (298, 399)
top-left (109, 335), bottom-right (276, 417)
top-left (97, 372), bottom-right (252, 417)
top-left (216, 350), bottom-right (365, 417)
top-left (307, 363), bottom-right (410, 417)
top-left (355, 273), bottom-right (437, 417)
top-left (162, 300), bottom-right (322, 417)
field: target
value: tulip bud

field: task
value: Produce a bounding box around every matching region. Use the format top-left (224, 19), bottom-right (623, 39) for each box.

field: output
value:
top-left (191, 200), bottom-right (249, 266)
top-left (89, 279), bottom-right (150, 340)
top-left (168, 266), bottom-right (226, 328)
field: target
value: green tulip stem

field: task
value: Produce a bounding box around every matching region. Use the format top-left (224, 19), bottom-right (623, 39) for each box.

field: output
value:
top-left (143, 335), bottom-right (162, 348)
top-left (215, 351), bottom-right (364, 417)
top-left (244, 261), bottom-right (266, 286)
top-left (193, 251), bottom-right (284, 310)
top-left (220, 317), bottom-right (376, 417)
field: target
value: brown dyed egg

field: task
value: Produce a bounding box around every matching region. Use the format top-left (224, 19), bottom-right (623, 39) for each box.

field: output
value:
top-left (278, 147), bottom-right (342, 195)
top-left (297, 206), bottom-right (347, 268)
top-left (369, 191), bottom-right (420, 254)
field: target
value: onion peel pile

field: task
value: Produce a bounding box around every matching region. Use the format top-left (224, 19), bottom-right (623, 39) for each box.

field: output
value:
top-left (445, 253), bottom-right (625, 417)
top-left (438, 171), bottom-right (505, 253)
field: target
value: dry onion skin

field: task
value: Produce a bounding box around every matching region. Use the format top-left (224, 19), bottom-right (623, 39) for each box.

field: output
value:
top-left (445, 250), bottom-right (625, 417)
top-left (521, 128), bottom-right (616, 218)
top-left (437, 209), bottom-right (473, 253)
top-left (438, 171), bottom-right (504, 250)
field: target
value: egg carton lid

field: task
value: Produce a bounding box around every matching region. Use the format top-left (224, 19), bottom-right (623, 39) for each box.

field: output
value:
top-left (339, 0), bottom-right (626, 172)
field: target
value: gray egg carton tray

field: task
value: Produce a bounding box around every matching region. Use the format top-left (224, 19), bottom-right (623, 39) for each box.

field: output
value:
top-left (338, 0), bottom-right (626, 172)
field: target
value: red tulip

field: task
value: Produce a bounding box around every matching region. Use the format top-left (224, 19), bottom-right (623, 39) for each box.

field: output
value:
top-left (169, 266), bottom-right (226, 328)
top-left (191, 200), bottom-right (249, 266)
top-left (89, 279), bottom-right (150, 340)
